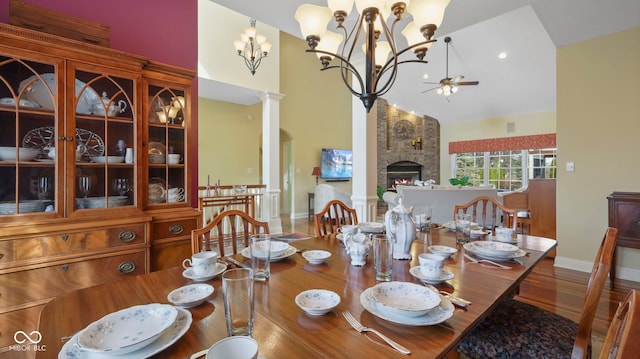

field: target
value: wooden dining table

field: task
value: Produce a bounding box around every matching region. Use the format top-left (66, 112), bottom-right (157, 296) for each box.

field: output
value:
top-left (36, 229), bottom-right (556, 359)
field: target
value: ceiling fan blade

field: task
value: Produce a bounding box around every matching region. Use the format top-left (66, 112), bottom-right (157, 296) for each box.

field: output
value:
top-left (422, 81), bottom-right (441, 85)
top-left (421, 86), bottom-right (440, 94)
top-left (452, 81), bottom-right (479, 86)
top-left (452, 75), bottom-right (463, 82)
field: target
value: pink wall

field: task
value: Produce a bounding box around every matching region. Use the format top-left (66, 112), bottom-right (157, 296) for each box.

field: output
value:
top-left (0, 0), bottom-right (200, 204)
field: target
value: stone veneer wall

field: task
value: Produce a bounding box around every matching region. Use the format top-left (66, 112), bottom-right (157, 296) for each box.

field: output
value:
top-left (376, 98), bottom-right (440, 189)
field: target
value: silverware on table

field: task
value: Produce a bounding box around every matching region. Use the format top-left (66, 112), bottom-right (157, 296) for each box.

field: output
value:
top-left (439, 291), bottom-right (472, 306)
top-left (463, 253), bottom-right (512, 269)
top-left (342, 311), bottom-right (411, 355)
top-left (224, 256), bottom-right (250, 269)
top-left (189, 348), bottom-right (208, 359)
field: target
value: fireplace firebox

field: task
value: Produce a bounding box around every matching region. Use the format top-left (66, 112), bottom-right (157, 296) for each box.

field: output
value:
top-left (387, 161), bottom-right (422, 190)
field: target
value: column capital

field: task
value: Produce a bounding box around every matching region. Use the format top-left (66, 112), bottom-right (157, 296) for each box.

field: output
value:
top-left (258, 91), bottom-right (285, 102)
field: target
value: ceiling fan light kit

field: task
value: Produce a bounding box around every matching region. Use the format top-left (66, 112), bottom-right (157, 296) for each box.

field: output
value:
top-left (295, 0), bottom-right (451, 112)
top-left (424, 36), bottom-right (479, 96)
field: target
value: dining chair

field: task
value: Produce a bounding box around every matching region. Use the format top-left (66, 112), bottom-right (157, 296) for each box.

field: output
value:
top-left (314, 199), bottom-right (358, 237)
top-left (191, 209), bottom-right (270, 257)
top-left (456, 227), bottom-right (618, 359)
top-left (598, 289), bottom-right (640, 359)
top-left (453, 196), bottom-right (518, 235)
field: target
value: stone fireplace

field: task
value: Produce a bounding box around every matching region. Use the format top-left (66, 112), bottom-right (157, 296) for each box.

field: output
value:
top-left (375, 99), bottom-right (440, 191)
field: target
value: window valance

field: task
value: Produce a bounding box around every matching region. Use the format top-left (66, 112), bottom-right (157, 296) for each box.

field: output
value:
top-left (449, 134), bottom-right (556, 154)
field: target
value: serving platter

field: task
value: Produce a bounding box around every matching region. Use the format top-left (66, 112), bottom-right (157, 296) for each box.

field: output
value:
top-left (18, 73), bottom-right (99, 114)
top-left (59, 307), bottom-right (192, 359)
top-left (22, 126), bottom-right (104, 161)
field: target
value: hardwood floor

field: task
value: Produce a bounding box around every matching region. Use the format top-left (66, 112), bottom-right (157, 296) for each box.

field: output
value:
top-left (281, 216), bottom-right (640, 353)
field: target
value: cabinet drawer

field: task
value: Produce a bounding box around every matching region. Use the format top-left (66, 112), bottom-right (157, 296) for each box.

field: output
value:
top-left (0, 251), bottom-right (146, 310)
top-left (0, 224), bottom-right (146, 265)
top-left (152, 218), bottom-right (198, 240)
top-left (612, 201), bottom-right (640, 246)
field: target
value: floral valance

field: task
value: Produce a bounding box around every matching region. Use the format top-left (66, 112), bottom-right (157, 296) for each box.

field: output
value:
top-left (449, 133), bottom-right (556, 154)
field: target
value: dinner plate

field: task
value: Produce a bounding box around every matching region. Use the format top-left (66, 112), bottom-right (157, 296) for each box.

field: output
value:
top-left (360, 287), bottom-right (454, 326)
top-left (488, 235), bottom-right (520, 244)
top-left (182, 262), bottom-right (227, 282)
top-left (409, 266), bottom-right (455, 285)
top-left (469, 241), bottom-right (520, 257)
top-left (241, 245), bottom-right (297, 262)
top-left (59, 307), bottom-right (192, 359)
top-left (464, 243), bottom-right (527, 261)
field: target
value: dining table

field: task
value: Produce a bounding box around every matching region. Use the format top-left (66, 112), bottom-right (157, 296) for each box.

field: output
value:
top-left (36, 228), bottom-right (556, 359)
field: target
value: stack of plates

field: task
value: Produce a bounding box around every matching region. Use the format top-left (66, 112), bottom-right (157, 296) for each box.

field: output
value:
top-left (240, 243), bottom-right (297, 262)
top-left (76, 196), bottom-right (129, 209)
top-left (60, 303), bottom-right (192, 358)
top-left (360, 282), bottom-right (455, 326)
top-left (0, 200), bottom-right (53, 214)
top-left (464, 241), bottom-right (526, 261)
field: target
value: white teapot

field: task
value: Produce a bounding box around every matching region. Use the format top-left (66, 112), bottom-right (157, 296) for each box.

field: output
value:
top-left (343, 232), bottom-right (372, 266)
top-left (384, 198), bottom-right (416, 259)
top-left (92, 91), bottom-right (127, 116)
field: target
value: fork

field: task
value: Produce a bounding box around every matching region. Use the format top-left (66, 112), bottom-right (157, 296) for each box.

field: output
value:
top-left (463, 253), bottom-right (512, 269)
top-left (342, 311), bottom-right (411, 355)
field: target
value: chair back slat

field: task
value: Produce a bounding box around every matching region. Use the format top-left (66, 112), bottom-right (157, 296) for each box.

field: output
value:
top-left (599, 289), bottom-right (640, 359)
top-left (191, 209), bottom-right (270, 257)
top-left (314, 200), bottom-right (358, 237)
top-left (572, 227), bottom-right (618, 358)
top-left (453, 196), bottom-right (518, 235)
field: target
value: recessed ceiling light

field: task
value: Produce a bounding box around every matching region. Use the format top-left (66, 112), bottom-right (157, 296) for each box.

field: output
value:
top-left (422, 73), bottom-right (429, 80)
top-left (498, 51), bottom-right (508, 60)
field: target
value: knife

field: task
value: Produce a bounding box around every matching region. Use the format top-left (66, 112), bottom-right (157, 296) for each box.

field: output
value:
top-left (224, 256), bottom-right (250, 269)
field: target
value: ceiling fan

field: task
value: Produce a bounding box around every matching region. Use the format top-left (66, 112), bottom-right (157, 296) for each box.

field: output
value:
top-left (423, 36), bottom-right (479, 96)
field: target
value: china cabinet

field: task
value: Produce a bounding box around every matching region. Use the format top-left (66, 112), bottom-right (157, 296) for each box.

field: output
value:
top-left (607, 192), bottom-right (640, 285)
top-left (0, 23), bottom-right (198, 351)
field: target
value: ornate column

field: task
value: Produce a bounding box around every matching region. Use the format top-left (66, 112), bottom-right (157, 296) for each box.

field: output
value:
top-left (258, 91), bottom-right (285, 234)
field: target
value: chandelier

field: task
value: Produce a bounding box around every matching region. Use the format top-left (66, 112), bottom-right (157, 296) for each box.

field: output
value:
top-left (295, 0), bottom-right (451, 112)
top-left (233, 19), bottom-right (272, 75)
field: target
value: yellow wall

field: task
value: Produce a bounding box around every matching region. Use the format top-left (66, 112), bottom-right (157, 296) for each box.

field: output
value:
top-left (439, 111), bottom-right (556, 181)
top-left (197, 99), bottom-right (262, 185)
top-left (556, 26), bottom-right (640, 274)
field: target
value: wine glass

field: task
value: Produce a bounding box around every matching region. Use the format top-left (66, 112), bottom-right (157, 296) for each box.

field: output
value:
top-left (38, 176), bottom-right (52, 200)
top-left (113, 178), bottom-right (130, 196)
top-left (78, 176), bottom-right (91, 198)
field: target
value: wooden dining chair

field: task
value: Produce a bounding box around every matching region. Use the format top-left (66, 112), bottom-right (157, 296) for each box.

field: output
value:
top-left (453, 196), bottom-right (518, 235)
top-left (191, 209), bottom-right (270, 257)
top-left (599, 289), bottom-right (640, 359)
top-left (314, 199), bottom-right (358, 237)
top-left (456, 227), bottom-right (618, 359)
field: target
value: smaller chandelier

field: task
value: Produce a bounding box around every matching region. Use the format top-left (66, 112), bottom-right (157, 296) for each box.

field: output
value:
top-left (233, 19), bottom-right (272, 75)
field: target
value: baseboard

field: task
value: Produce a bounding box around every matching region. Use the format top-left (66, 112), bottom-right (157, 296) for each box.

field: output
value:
top-left (290, 212), bottom-right (310, 220)
top-left (554, 256), bottom-right (640, 283)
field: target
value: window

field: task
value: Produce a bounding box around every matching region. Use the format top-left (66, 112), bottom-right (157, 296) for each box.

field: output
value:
top-left (453, 148), bottom-right (556, 191)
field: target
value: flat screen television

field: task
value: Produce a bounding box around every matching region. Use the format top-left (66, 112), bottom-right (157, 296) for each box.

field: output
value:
top-left (320, 148), bottom-right (353, 180)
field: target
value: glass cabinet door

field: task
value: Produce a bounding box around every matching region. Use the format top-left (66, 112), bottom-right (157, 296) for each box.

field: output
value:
top-left (0, 54), bottom-right (61, 217)
top-left (146, 84), bottom-right (187, 206)
top-left (72, 66), bottom-right (137, 211)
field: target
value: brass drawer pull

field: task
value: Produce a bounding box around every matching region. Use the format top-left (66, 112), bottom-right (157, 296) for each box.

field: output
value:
top-left (169, 224), bottom-right (184, 235)
top-left (118, 230), bottom-right (137, 242)
top-left (118, 261), bottom-right (136, 274)
top-left (61, 264), bottom-right (69, 272)
top-left (60, 234), bottom-right (69, 242)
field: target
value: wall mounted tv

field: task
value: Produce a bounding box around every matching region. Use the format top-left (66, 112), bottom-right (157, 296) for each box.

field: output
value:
top-left (321, 148), bottom-right (353, 180)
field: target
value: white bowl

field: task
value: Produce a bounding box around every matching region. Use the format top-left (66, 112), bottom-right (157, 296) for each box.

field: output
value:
top-left (252, 241), bottom-right (289, 258)
top-left (167, 284), bottom-right (214, 308)
top-left (470, 241), bottom-right (519, 257)
top-left (370, 282), bottom-right (441, 317)
top-left (77, 303), bottom-right (178, 355)
top-left (428, 245), bottom-right (457, 258)
top-left (295, 289), bottom-right (341, 316)
top-left (206, 336), bottom-right (258, 359)
top-left (302, 250), bottom-right (331, 264)
top-left (0, 147), bottom-right (40, 161)
top-left (91, 155), bottom-right (124, 163)
top-left (358, 222), bottom-right (384, 233)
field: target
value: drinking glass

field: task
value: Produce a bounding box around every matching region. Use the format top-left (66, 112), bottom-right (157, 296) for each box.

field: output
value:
top-left (78, 176), bottom-right (91, 198)
top-left (38, 176), bottom-right (52, 200)
top-left (373, 234), bottom-right (394, 281)
top-left (455, 213), bottom-right (472, 244)
top-left (222, 268), bottom-right (254, 337)
top-left (250, 234), bottom-right (271, 281)
top-left (113, 178), bottom-right (130, 196)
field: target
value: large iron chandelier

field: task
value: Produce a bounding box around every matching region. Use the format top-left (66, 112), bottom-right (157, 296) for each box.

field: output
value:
top-left (295, 0), bottom-right (451, 112)
top-left (233, 19), bottom-right (272, 75)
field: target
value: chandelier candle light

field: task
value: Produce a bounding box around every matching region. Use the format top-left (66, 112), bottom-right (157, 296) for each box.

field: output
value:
top-left (295, 0), bottom-right (451, 112)
top-left (234, 19), bottom-right (272, 75)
